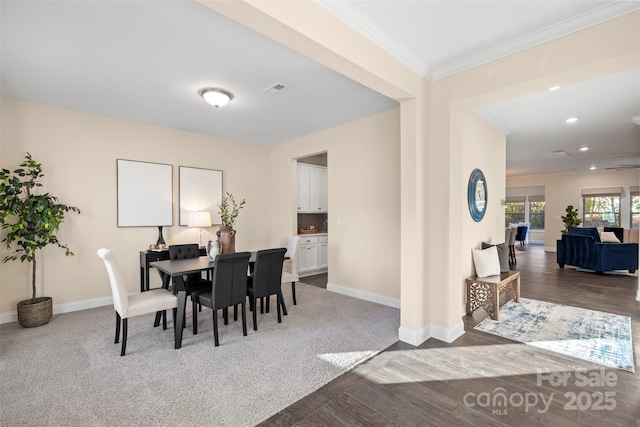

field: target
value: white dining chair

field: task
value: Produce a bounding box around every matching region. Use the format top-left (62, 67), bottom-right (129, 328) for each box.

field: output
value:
top-left (97, 248), bottom-right (177, 356)
top-left (280, 236), bottom-right (300, 305)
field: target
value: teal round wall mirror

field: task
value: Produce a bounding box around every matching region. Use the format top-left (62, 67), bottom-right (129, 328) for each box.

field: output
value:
top-left (468, 168), bottom-right (487, 222)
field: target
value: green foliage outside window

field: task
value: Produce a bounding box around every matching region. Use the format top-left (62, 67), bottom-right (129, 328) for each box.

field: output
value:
top-left (632, 195), bottom-right (640, 229)
top-left (529, 201), bottom-right (545, 230)
top-left (583, 196), bottom-right (619, 227)
top-left (504, 202), bottom-right (525, 227)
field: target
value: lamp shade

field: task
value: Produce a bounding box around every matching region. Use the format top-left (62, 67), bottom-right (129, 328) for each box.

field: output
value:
top-left (188, 211), bottom-right (212, 228)
top-left (201, 88), bottom-right (233, 108)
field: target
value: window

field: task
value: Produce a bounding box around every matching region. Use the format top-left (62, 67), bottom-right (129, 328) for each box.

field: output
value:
top-left (505, 197), bottom-right (525, 226)
top-left (581, 187), bottom-right (622, 228)
top-left (529, 201), bottom-right (545, 230)
top-left (632, 186), bottom-right (640, 229)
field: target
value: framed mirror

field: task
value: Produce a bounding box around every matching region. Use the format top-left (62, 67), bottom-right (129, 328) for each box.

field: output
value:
top-left (467, 168), bottom-right (487, 222)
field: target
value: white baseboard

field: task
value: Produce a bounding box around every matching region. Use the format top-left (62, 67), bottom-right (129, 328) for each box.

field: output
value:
top-left (0, 296), bottom-right (114, 325)
top-left (398, 325), bottom-right (430, 346)
top-left (398, 321), bottom-right (465, 346)
top-left (544, 246), bottom-right (557, 252)
top-left (326, 282), bottom-right (400, 308)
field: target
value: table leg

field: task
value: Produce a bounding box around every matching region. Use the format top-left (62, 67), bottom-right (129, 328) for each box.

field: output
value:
top-left (465, 280), bottom-right (471, 315)
top-left (153, 272), bottom-right (172, 328)
top-left (491, 284), bottom-right (499, 321)
top-left (516, 275), bottom-right (521, 303)
top-left (175, 289), bottom-right (186, 349)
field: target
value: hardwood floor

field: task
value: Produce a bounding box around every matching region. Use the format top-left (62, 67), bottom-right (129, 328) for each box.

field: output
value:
top-left (262, 244), bottom-right (640, 426)
top-left (300, 273), bottom-right (328, 289)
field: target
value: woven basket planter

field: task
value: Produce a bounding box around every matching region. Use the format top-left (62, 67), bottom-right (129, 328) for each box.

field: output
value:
top-left (17, 297), bottom-right (53, 328)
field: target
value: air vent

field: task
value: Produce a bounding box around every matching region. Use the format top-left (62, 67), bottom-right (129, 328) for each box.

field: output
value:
top-left (263, 82), bottom-right (288, 95)
top-left (544, 150), bottom-right (570, 158)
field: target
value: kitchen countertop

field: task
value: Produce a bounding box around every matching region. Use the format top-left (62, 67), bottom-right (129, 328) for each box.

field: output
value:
top-left (297, 232), bottom-right (328, 236)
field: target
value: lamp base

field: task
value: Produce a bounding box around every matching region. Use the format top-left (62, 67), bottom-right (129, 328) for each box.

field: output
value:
top-left (156, 226), bottom-right (166, 246)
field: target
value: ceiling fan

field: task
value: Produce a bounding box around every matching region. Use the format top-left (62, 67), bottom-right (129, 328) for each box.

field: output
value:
top-left (603, 164), bottom-right (640, 171)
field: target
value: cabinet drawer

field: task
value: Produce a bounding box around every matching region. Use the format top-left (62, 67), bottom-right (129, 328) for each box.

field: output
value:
top-left (318, 235), bottom-right (328, 243)
top-left (299, 236), bottom-right (319, 244)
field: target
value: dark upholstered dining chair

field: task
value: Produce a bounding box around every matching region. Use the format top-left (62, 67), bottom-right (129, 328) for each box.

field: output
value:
top-left (168, 244), bottom-right (211, 294)
top-left (190, 252), bottom-right (251, 346)
top-left (247, 248), bottom-right (287, 331)
top-left (97, 248), bottom-right (177, 356)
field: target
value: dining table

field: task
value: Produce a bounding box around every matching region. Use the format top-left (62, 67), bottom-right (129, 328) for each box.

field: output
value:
top-left (150, 252), bottom-right (286, 349)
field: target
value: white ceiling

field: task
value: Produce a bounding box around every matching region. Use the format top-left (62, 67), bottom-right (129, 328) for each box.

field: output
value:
top-left (1, 1), bottom-right (639, 177)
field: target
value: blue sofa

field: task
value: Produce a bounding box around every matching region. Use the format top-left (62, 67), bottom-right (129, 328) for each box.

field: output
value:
top-left (557, 227), bottom-right (638, 274)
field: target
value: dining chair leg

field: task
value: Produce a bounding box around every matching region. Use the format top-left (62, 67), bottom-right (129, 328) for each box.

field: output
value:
top-left (276, 295), bottom-right (282, 323)
top-left (280, 292), bottom-right (288, 316)
top-left (115, 312), bottom-right (121, 343)
top-left (292, 282), bottom-right (297, 305)
top-left (120, 318), bottom-right (128, 356)
top-left (162, 310), bottom-right (167, 330)
top-left (233, 304), bottom-right (238, 321)
top-left (252, 297), bottom-right (258, 331)
top-left (260, 297), bottom-right (264, 314)
top-left (266, 296), bottom-right (270, 313)
top-left (212, 309), bottom-right (220, 346)
top-left (192, 300), bottom-right (199, 335)
top-left (153, 311), bottom-right (162, 327)
top-left (223, 307), bottom-right (229, 325)
top-left (241, 302), bottom-right (247, 336)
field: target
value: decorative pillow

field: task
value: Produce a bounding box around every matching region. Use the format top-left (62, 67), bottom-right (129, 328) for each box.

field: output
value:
top-left (600, 231), bottom-right (621, 243)
top-left (472, 246), bottom-right (501, 278)
top-left (481, 242), bottom-right (510, 272)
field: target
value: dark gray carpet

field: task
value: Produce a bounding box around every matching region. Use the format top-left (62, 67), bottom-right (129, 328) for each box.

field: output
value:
top-left (0, 283), bottom-right (399, 426)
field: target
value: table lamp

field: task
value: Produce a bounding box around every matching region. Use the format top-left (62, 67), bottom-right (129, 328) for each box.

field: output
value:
top-left (188, 211), bottom-right (212, 247)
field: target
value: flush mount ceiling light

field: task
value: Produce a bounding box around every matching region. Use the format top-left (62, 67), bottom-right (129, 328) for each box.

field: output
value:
top-left (580, 147), bottom-right (589, 151)
top-left (565, 117), bottom-right (579, 124)
top-left (200, 88), bottom-right (233, 108)
top-left (548, 86), bottom-right (561, 91)
top-left (590, 166), bottom-right (597, 170)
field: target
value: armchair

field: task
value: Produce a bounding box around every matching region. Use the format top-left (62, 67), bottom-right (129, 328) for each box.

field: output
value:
top-left (557, 227), bottom-right (638, 274)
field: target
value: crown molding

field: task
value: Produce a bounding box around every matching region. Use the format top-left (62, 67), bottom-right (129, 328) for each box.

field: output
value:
top-left (432, 2), bottom-right (640, 80)
top-left (317, 1), bottom-right (433, 79)
top-left (472, 107), bottom-right (512, 136)
top-left (318, 1), bottom-right (640, 82)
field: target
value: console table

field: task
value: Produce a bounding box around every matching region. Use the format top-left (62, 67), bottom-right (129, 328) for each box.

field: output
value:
top-left (465, 271), bottom-right (520, 321)
top-left (139, 248), bottom-right (206, 292)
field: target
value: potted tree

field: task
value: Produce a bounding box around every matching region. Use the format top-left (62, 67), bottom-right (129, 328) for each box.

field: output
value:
top-left (0, 153), bottom-right (81, 327)
top-left (561, 205), bottom-right (582, 233)
top-left (216, 192), bottom-right (246, 254)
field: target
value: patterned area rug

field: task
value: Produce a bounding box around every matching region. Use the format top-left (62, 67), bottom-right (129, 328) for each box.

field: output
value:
top-left (474, 298), bottom-right (635, 372)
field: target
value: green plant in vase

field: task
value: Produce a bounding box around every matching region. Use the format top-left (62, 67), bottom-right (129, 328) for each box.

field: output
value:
top-left (561, 205), bottom-right (582, 233)
top-left (216, 192), bottom-right (246, 253)
top-left (0, 153), bottom-right (81, 327)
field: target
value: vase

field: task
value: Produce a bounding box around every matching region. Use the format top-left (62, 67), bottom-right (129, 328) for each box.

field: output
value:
top-left (17, 296), bottom-right (53, 328)
top-left (217, 226), bottom-right (236, 254)
top-left (206, 239), bottom-right (220, 260)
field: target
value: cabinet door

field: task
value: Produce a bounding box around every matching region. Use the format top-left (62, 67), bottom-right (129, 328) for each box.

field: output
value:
top-left (298, 243), bottom-right (318, 272)
top-left (319, 242), bottom-right (328, 269)
top-left (309, 166), bottom-right (327, 212)
top-left (297, 165), bottom-right (310, 212)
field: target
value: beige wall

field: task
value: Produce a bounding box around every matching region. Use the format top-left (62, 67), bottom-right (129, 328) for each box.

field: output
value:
top-left (507, 169), bottom-right (640, 250)
top-left (270, 109), bottom-right (401, 303)
top-left (0, 99), bottom-right (401, 318)
top-left (0, 98), bottom-right (272, 314)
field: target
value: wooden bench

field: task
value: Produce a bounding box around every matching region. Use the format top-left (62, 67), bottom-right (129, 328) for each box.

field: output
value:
top-left (465, 271), bottom-right (520, 320)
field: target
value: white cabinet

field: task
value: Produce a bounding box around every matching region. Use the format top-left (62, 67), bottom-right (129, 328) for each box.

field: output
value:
top-left (318, 235), bottom-right (328, 269)
top-left (297, 165), bottom-right (310, 212)
top-left (298, 234), bottom-right (328, 275)
top-left (297, 164), bottom-right (327, 213)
